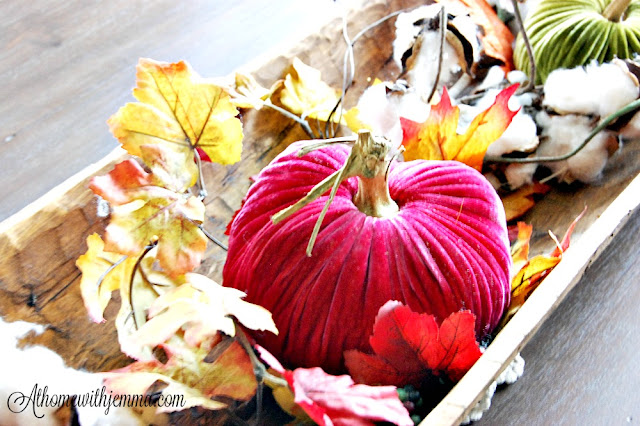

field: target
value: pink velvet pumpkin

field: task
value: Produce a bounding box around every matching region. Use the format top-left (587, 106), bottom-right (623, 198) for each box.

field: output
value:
top-left (223, 140), bottom-right (511, 373)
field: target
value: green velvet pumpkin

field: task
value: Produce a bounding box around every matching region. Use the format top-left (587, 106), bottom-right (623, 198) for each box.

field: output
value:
top-left (515, 0), bottom-right (640, 83)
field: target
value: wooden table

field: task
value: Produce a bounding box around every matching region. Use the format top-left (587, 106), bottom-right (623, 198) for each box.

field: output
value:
top-left (1, 1), bottom-right (638, 424)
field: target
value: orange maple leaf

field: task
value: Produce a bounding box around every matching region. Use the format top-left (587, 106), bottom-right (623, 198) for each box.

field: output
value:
top-left (400, 84), bottom-right (519, 170)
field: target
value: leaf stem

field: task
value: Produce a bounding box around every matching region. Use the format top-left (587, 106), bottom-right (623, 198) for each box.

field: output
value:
top-left (95, 255), bottom-right (128, 288)
top-left (194, 149), bottom-right (208, 200)
top-left (486, 98), bottom-right (640, 164)
top-left (128, 244), bottom-right (156, 329)
top-left (235, 325), bottom-right (289, 389)
top-left (512, 0), bottom-right (536, 92)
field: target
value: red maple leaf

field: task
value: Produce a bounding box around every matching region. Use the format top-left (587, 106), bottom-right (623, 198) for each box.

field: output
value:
top-left (284, 367), bottom-right (413, 426)
top-left (255, 345), bottom-right (412, 426)
top-left (344, 301), bottom-right (482, 387)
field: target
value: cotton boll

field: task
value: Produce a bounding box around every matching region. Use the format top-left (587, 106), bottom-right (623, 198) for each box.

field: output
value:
top-left (544, 62), bottom-right (638, 117)
top-left (588, 62), bottom-right (639, 117)
top-left (504, 163), bottom-right (538, 190)
top-left (486, 111), bottom-right (539, 157)
top-left (543, 67), bottom-right (596, 115)
top-left (507, 70), bottom-right (528, 85)
top-left (393, 3), bottom-right (481, 101)
top-left (403, 30), bottom-right (468, 101)
top-left (536, 112), bottom-right (616, 183)
top-left (388, 89), bottom-right (430, 123)
top-left (393, 5), bottom-right (442, 67)
top-left (476, 66), bottom-right (506, 91)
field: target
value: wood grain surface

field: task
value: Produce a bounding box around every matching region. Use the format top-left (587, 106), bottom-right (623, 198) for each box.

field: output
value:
top-left (1, 1), bottom-right (639, 425)
top-left (479, 207), bottom-right (640, 425)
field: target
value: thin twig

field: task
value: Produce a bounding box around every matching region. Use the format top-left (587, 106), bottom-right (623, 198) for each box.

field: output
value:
top-left (263, 102), bottom-right (316, 139)
top-left (486, 99), bottom-right (640, 164)
top-left (198, 224), bottom-right (228, 251)
top-left (326, 9), bottom-right (409, 133)
top-left (511, 0), bottom-right (536, 92)
top-left (426, 6), bottom-right (447, 103)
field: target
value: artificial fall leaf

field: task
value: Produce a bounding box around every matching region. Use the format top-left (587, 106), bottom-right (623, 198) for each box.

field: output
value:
top-left (436, 0), bottom-right (514, 71)
top-left (116, 250), bottom-right (184, 361)
top-left (501, 182), bottom-right (552, 222)
top-left (76, 233), bottom-right (135, 323)
top-left (345, 301), bottom-right (482, 387)
top-left (510, 222), bottom-right (533, 277)
top-left (90, 156), bottom-right (207, 277)
top-left (108, 58), bottom-right (243, 166)
top-left (228, 72), bottom-right (282, 109)
top-left (400, 84), bottom-right (519, 170)
top-left (507, 208), bottom-right (586, 316)
top-left (121, 273), bottom-right (278, 353)
top-left (253, 345), bottom-right (412, 426)
top-left (284, 367), bottom-right (412, 426)
top-left (102, 338), bottom-right (256, 412)
top-left (277, 57), bottom-right (344, 123)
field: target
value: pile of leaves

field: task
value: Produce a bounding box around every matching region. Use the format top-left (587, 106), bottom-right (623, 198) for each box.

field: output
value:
top-left (74, 0), bottom-right (639, 423)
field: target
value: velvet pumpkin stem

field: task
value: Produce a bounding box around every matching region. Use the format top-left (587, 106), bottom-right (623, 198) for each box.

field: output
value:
top-left (272, 130), bottom-right (398, 256)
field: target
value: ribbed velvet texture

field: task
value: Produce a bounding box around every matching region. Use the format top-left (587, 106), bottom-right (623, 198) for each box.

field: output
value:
top-left (224, 142), bottom-right (511, 373)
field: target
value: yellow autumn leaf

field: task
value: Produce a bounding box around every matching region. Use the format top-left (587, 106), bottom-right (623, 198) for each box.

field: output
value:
top-left (77, 233), bottom-right (184, 359)
top-left (277, 57), bottom-right (344, 123)
top-left (76, 233), bottom-right (135, 323)
top-left (228, 72), bottom-right (282, 109)
top-left (108, 58), bottom-right (243, 166)
top-left (401, 85), bottom-right (519, 170)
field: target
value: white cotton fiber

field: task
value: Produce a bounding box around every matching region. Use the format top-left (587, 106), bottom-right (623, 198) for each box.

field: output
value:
top-left (544, 62), bottom-right (638, 118)
top-left (486, 110), bottom-right (539, 157)
top-left (536, 112), bottom-right (616, 183)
